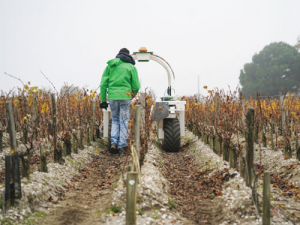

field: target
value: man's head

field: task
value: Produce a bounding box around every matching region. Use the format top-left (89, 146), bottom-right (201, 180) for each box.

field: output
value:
top-left (119, 48), bottom-right (130, 54)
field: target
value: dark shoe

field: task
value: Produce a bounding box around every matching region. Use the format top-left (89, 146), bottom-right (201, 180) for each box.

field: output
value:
top-left (110, 143), bottom-right (118, 154)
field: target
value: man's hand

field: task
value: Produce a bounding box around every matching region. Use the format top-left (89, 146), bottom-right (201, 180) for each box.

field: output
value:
top-left (100, 102), bottom-right (108, 110)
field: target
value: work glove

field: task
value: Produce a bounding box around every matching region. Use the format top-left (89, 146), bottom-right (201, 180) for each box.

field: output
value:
top-left (100, 102), bottom-right (108, 110)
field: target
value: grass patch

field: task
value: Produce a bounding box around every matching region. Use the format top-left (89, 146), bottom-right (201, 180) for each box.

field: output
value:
top-left (67, 158), bottom-right (75, 165)
top-left (105, 205), bottom-right (122, 214)
top-left (95, 211), bottom-right (101, 217)
top-left (137, 208), bottom-right (144, 215)
top-left (168, 198), bottom-right (177, 209)
top-left (97, 138), bottom-right (106, 149)
top-left (32, 212), bottom-right (47, 218)
top-left (0, 212), bottom-right (48, 225)
top-left (0, 218), bottom-right (12, 225)
top-left (153, 140), bottom-right (162, 150)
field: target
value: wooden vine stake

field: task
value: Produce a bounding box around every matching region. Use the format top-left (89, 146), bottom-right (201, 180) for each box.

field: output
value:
top-left (52, 94), bottom-right (63, 164)
top-left (126, 172), bottom-right (138, 225)
top-left (211, 93), bottom-right (219, 153)
top-left (39, 144), bottom-right (47, 172)
top-left (6, 102), bottom-right (17, 152)
top-left (270, 123), bottom-right (274, 150)
top-left (239, 155), bottom-right (245, 178)
top-left (91, 101), bottom-right (96, 142)
top-left (0, 129), bottom-right (3, 152)
top-left (5, 101), bottom-right (22, 211)
top-left (85, 126), bottom-right (90, 146)
top-left (296, 132), bottom-right (300, 160)
top-left (263, 172), bottom-right (270, 225)
top-left (246, 107), bottom-right (254, 187)
top-left (140, 93), bottom-right (146, 137)
top-left (134, 105), bottom-right (141, 165)
top-left (22, 98), bottom-right (28, 144)
top-left (229, 147), bottom-right (237, 168)
top-left (32, 96), bottom-right (37, 141)
top-left (280, 96), bottom-right (291, 157)
top-left (72, 134), bottom-right (78, 154)
top-left (215, 136), bottom-right (222, 155)
top-left (223, 139), bottom-right (230, 162)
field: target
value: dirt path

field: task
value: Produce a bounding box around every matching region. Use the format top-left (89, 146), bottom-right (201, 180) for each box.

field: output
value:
top-left (36, 152), bottom-right (123, 225)
top-left (161, 148), bottom-right (229, 224)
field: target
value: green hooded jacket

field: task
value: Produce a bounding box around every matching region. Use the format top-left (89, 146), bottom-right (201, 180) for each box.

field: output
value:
top-left (100, 58), bottom-right (140, 102)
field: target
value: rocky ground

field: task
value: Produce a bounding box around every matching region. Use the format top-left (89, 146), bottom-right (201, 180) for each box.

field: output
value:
top-left (0, 129), bottom-right (299, 224)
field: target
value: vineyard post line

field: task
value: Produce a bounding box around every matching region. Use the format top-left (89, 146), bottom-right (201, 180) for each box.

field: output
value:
top-left (134, 105), bottom-right (141, 163)
top-left (5, 101), bottom-right (17, 210)
top-left (4, 101), bottom-right (22, 211)
top-left (263, 172), bottom-right (271, 225)
top-left (91, 101), bottom-right (96, 142)
top-left (213, 93), bottom-right (218, 153)
top-left (246, 107), bottom-right (254, 187)
top-left (32, 96), bottom-right (37, 141)
top-left (6, 102), bottom-right (17, 152)
top-left (126, 172), bottom-right (138, 225)
top-left (51, 94), bottom-right (63, 164)
top-left (280, 96), bottom-right (287, 156)
top-left (140, 93), bottom-right (146, 138)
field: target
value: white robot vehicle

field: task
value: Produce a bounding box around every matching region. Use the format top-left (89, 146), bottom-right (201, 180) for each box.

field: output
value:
top-left (102, 47), bottom-right (186, 152)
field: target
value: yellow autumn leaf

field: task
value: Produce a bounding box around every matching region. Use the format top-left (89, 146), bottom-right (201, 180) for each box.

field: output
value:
top-left (203, 86), bottom-right (208, 89)
top-left (13, 99), bottom-right (18, 106)
top-left (10, 149), bottom-right (14, 155)
top-left (95, 149), bottom-right (99, 153)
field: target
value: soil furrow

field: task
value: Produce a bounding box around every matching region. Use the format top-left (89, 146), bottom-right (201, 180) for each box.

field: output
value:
top-left (161, 149), bottom-right (228, 224)
top-left (35, 152), bottom-right (123, 225)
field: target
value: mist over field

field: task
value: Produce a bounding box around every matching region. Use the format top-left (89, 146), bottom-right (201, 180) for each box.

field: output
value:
top-left (1, 0), bottom-right (300, 98)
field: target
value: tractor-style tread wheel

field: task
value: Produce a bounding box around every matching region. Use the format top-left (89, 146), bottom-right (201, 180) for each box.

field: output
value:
top-left (163, 118), bottom-right (181, 152)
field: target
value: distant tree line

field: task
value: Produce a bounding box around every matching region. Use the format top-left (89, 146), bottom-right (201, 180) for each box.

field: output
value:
top-left (239, 40), bottom-right (300, 97)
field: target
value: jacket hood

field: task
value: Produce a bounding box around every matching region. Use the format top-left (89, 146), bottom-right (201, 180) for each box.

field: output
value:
top-left (107, 58), bottom-right (123, 67)
top-left (116, 52), bottom-right (136, 65)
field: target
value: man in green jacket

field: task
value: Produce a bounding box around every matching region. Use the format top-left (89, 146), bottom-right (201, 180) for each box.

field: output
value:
top-left (100, 48), bottom-right (140, 154)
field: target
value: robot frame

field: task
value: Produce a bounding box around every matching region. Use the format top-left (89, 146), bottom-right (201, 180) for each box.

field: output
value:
top-left (102, 47), bottom-right (186, 152)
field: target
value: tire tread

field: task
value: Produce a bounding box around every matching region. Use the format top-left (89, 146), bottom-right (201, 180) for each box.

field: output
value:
top-left (163, 118), bottom-right (181, 152)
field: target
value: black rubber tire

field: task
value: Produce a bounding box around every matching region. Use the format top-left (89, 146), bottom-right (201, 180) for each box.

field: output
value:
top-left (163, 118), bottom-right (181, 152)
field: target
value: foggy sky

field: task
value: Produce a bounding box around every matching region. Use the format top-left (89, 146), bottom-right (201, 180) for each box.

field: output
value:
top-left (1, 0), bottom-right (300, 97)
